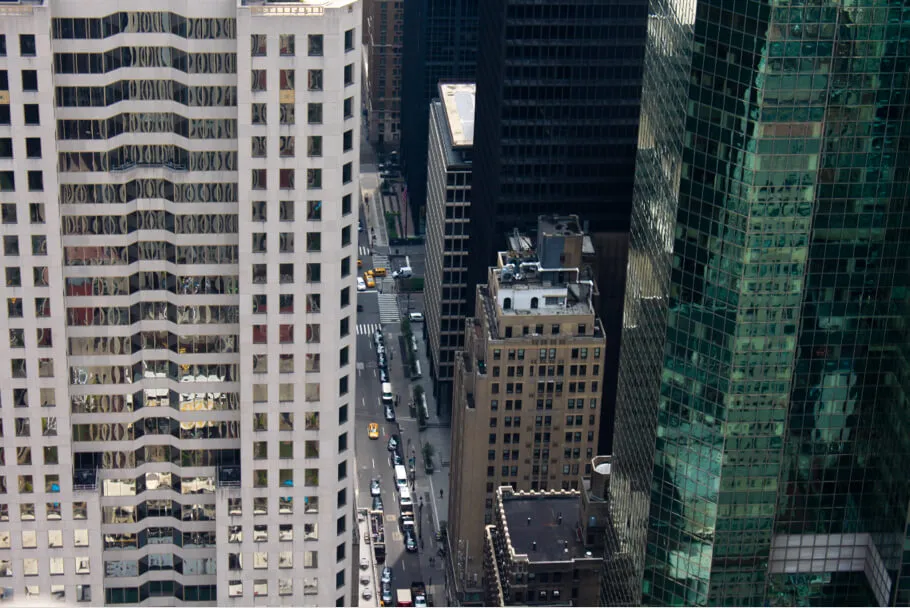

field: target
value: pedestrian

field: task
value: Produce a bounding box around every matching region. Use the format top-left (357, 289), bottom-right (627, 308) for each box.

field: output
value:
top-left (439, 488), bottom-right (444, 499)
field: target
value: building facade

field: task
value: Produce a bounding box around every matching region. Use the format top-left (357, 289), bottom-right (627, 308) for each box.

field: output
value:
top-left (425, 82), bottom-right (472, 416)
top-left (400, 0), bottom-right (478, 215)
top-left (363, 0), bottom-right (402, 147)
top-left (483, 486), bottom-right (603, 607)
top-left (606, 1), bottom-right (910, 606)
top-left (0, 0), bottom-right (360, 605)
top-left (450, 216), bottom-right (606, 602)
top-left (468, 0), bottom-right (648, 451)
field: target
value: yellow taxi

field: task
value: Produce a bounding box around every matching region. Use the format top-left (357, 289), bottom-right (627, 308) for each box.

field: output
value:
top-left (368, 423), bottom-right (380, 440)
top-left (372, 267), bottom-right (388, 277)
top-left (357, 258), bottom-right (363, 267)
top-left (364, 272), bottom-right (376, 289)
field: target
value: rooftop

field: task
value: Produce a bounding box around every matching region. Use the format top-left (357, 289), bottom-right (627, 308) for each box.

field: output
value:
top-left (440, 83), bottom-right (476, 148)
top-left (500, 491), bottom-right (599, 563)
top-left (241, 0), bottom-right (356, 10)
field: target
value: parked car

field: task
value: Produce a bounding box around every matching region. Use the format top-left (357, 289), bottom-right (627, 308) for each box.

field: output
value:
top-left (360, 556), bottom-right (370, 570)
top-left (373, 330), bottom-right (384, 347)
top-left (388, 436), bottom-right (399, 452)
top-left (409, 312), bottom-right (424, 322)
top-left (381, 567), bottom-right (393, 585)
top-left (404, 529), bottom-right (418, 552)
top-left (357, 277), bottom-right (367, 291)
top-left (379, 368), bottom-right (390, 382)
top-left (370, 478), bottom-right (381, 496)
top-left (381, 582), bottom-right (394, 605)
top-left (372, 495), bottom-right (384, 511)
top-left (390, 451), bottom-right (404, 466)
top-left (378, 353), bottom-right (387, 369)
top-left (385, 405), bottom-right (396, 422)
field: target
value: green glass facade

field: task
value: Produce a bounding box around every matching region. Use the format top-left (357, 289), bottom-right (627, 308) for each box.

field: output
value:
top-left (605, 1), bottom-right (910, 605)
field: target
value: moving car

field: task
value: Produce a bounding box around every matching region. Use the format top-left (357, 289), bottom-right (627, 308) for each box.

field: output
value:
top-left (357, 277), bottom-right (367, 292)
top-left (364, 272), bottom-right (376, 289)
top-left (408, 312), bottom-right (424, 322)
top-left (358, 221), bottom-right (364, 232)
top-left (372, 267), bottom-right (388, 277)
top-left (368, 423), bottom-right (380, 440)
top-left (385, 405), bottom-right (396, 422)
top-left (393, 266), bottom-right (413, 279)
top-left (370, 478), bottom-right (381, 496)
top-left (357, 258), bottom-right (363, 267)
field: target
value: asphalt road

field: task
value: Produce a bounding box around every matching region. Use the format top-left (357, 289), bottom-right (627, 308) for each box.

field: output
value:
top-left (356, 223), bottom-right (425, 600)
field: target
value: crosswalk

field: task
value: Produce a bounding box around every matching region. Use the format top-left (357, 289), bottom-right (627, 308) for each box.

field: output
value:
top-left (372, 254), bottom-right (390, 269)
top-left (378, 294), bottom-right (401, 323)
top-left (356, 323), bottom-right (381, 336)
top-left (359, 246), bottom-right (371, 256)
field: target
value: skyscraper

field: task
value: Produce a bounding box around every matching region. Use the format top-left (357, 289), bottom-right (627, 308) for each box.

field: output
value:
top-left (467, 0), bottom-right (647, 446)
top-left (400, 0), bottom-right (478, 213)
top-left (0, 1), bottom-right (360, 604)
top-left (606, 1), bottom-right (910, 605)
top-left (363, 0), bottom-right (403, 147)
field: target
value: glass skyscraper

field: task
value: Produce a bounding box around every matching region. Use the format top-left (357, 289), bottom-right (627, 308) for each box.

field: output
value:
top-left (606, 1), bottom-right (910, 605)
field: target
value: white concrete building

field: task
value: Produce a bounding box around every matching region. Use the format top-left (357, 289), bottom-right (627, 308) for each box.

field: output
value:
top-left (0, 0), bottom-right (359, 605)
top-left (425, 82), bottom-right (472, 413)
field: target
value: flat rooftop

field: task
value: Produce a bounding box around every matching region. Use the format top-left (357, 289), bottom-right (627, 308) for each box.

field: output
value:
top-left (440, 83), bottom-right (476, 148)
top-left (241, 0), bottom-right (356, 9)
top-left (501, 494), bottom-right (596, 562)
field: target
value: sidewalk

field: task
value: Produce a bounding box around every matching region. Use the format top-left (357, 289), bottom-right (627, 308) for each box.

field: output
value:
top-left (381, 180), bottom-right (418, 239)
top-left (408, 323), bottom-right (452, 606)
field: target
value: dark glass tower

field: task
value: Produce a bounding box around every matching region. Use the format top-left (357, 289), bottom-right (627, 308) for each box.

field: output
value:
top-left (400, 0), bottom-right (478, 213)
top-left (606, 1), bottom-right (910, 605)
top-left (468, 0), bottom-right (648, 445)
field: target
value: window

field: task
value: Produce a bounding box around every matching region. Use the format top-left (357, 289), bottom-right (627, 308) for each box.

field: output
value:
top-left (279, 263), bottom-right (293, 283)
top-left (342, 194), bottom-right (352, 216)
top-left (343, 130), bottom-right (353, 151)
top-left (306, 263), bottom-right (321, 283)
top-left (308, 34), bottom-right (324, 56)
top-left (280, 136), bottom-right (295, 157)
top-left (0, 140), bottom-right (10, 160)
top-left (0, 172), bottom-right (12, 191)
top-left (280, 103), bottom-right (294, 125)
top-left (344, 63), bottom-right (354, 86)
top-left (307, 200), bottom-right (322, 221)
top-left (307, 232), bottom-right (321, 252)
top-left (25, 138), bottom-right (41, 159)
top-left (251, 69), bottom-right (267, 91)
top-left (307, 169), bottom-right (322, 190)
top-left (344, 29), bottom-right (355, 51)
top-left (308, 135), bottom-right (322, 157)
top-left (27, 171), bottom-right (43, 192)
top-left (280, 34), bottom-right (295, 56)
top-left (341, 257), bottom-right (351, 277)
top-left (342, 162), bottom-right (352, 184)
top-left (251, 34), bottom-right (267, 57)
top-left (20, 35), bottom-right (36, 57)
top-left (280, 200), bottom-right (295, 221)
top-left (252, 103), bottom-right (267, 124)
top-left (251, 168), bottom-right (266, 190)
top-left (280, 69), bottom-right (295, 90)
top-left (21, 70), bottom-right (37, 92)
top-left (308, 102), bottom-right (323, 124)
top-left (308, 69), bottom-right (323, 91)
top-left (251, 135), bottom-right (267, 157)
top-left (24, 105), bottom-right (39, 125)
top-left (343, 96), bottom-right (354, 119)
top-left (279, 168), bottom-right (295, 190)
top-left (0, 36), bottom-right (5, 57)
top-left (252, 200), bottom-right (266, 221)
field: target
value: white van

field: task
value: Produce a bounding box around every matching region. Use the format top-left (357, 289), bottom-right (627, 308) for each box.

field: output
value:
top-left (381, 383), bottom-right (393, 405)
top-left (399, 486), bottom-right (413, 511)
top-left (394, 465), bottom-right (408, 492)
